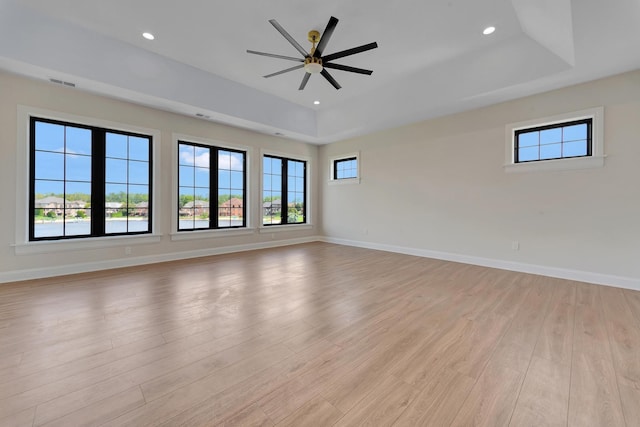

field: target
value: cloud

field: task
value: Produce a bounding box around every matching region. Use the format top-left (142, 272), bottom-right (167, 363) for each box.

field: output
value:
top-left (219, 152), bottom-right (243, 171)
top-left (180, 149), bottom-right (209, 167)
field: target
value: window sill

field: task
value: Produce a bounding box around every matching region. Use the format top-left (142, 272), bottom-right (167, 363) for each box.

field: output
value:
top-left (170, 228), bottom-right (255, 241)
top-left (504, 155), bottom-right (605, 173)
top-left (13, 233), bottom-right (162, 255)
top-left (259, 224), bottom-right (313, 233)
top-left (328, 178), bottom-right (360, 185)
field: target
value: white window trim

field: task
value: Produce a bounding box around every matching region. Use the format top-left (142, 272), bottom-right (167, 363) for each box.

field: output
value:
top-left (14, 105), bottom-right (162, 255)
top-left (328, 152), bottom-right (360, 185)
top-left (504, 107), bottom-right (605, 173)
top-left (260, 148), bottom-right (312, 232)
top-left (171, 133), bottom-right (252, 241)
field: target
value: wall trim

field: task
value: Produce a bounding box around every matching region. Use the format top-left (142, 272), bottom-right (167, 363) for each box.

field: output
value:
top-left (3, 235), bottom-right (637, 292)
top-left (0, 236), bottom-right (321, 284)
top-left (320, 237), bottom-right (640, 292)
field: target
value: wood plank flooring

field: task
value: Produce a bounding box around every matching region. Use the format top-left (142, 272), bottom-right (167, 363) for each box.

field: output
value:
top-left (0, 242), bottom-right (638, 426)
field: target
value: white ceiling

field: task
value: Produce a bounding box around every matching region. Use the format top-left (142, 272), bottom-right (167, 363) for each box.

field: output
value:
top-left (1, 0), bottom-right (639, 143)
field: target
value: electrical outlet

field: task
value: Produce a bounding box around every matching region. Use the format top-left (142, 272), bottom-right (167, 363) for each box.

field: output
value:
top-left (125, 246), bottom-right (132, 255)
top-left (511, 241), bottom-right (520, 251)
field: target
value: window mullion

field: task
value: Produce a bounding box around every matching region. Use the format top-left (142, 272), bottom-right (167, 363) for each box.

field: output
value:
top-left (211, 147), bottom-right (218, 229)
top-left (281, 159), bottom-right (288, 225)
top-left (92, 129), bottom-right (106, 236)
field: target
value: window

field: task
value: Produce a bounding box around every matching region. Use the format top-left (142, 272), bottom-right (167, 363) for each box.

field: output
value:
top-left (263, 155), bottom-right (306, 225)
top-left (30, 117), bottom-right (152, 241)
top-left (178, 141), bottom-right (245, 230)
top-left (505, 107), bottom-right (604, 173)
top-left (515, 119), bottom-right (591, 163)
top-left (333, 156), bottom-right (358, 179)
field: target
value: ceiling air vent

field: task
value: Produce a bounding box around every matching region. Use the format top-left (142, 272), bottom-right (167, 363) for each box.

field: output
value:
top-left (195, 113), bottom-right (211, 119)
top-left (49, 78), bottom-right (76, 87)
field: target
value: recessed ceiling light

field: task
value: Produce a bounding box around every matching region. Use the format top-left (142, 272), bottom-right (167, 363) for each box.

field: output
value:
top-left (483, 26), bottom-right (496, 35)
top-left (313, 100), bottom-right (320, 105)
top-left (142, 32), bottom-right (155, 40)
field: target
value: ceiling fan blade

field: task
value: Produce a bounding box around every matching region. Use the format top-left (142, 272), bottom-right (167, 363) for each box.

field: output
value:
top-left (321, 69), bottom-right (341, 90)
top-left (314, 16), bottom-right (339, 58)
top-left (247, 50), bottom-right (304, 62)
top-left (298, 73), bottom-right (311, 90)
top-left (324, 63), bottom-right (373, 75)
top-left (322, 42), bottom-right (378, 63)
top-left (269, 19), bottom-right (309, 58)
top-left (263, 64), bottom-right (304, 78)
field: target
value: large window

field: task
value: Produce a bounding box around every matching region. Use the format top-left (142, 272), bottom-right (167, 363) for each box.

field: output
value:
top-left (515, 119), bottom-right (592, 163)
top-left (178, 141), bottom-right (246, 230)
top-left (30, 117), bottom-right (152, 241)
top-left (263, 155), bottom-right (306, 225)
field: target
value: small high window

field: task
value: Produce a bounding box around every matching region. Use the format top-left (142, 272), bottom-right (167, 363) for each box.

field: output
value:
top-left (333, 157), bottom-right (358, 180)
top-left (505, 107), bottom-right (604, 173)
top-left (515, 119), bottom-right (592, 163)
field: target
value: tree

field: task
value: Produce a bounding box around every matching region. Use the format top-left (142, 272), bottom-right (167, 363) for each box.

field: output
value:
top-left (46, 211), bottom-right (57, 219)
top-left (76, 210), bottom-right (86, 219)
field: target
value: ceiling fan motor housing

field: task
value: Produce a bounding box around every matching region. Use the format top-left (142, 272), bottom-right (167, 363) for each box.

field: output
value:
top-left (304, 56), bottom-right (323, 74)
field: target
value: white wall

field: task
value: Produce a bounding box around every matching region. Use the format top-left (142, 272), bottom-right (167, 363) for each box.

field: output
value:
top-left (319, 70), bottom-right (640, 289)
top-left (0, 71), bottom-right (319, 282)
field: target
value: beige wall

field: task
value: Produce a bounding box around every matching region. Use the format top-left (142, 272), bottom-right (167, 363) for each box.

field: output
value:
top-left (320, 70), bottom-right (640, 286)
top-left (0, 71), bottom-right (318, 280)
top-left (2, 69), bottom-right (639, 287)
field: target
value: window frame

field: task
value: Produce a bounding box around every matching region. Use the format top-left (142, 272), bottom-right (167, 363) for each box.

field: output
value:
top-left (170, 134), bottom-right (252, 241)
top-left (29, 117), bottom-right (153, 241)
top-left (176, 140), bottom-right (247, 232)
top-left (504, 107), bottom-right (605, 173)
top-left (260, 150), bottom-right (311, 230)
top-left (328, 152), bottom-right (360, 185)
top-left (15, 105), bottom-right (161, 254)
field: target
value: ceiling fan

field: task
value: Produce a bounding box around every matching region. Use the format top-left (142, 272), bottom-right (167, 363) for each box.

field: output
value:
top-left (247, 16), bottom-right (378, 90)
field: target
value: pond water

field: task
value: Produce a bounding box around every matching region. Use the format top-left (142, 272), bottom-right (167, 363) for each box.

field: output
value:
top-left (33, 219), bottom-right (243, 237)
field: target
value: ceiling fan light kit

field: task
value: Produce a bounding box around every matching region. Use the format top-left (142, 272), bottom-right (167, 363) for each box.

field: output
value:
top-left (247, 16), bottom-right (378, 90)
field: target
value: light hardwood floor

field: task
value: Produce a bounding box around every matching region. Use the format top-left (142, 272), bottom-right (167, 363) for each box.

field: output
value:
top-left (1, 242), bottom-right (639, 426)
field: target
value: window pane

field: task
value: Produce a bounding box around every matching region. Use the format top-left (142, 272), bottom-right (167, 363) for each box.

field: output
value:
top-left (35, 151), bottom-right (64, 180)
top-left (540, 143), bottom-right (561, 160)
top-left (518, 146), bottom-right (539, 162)
top-left (517, 132), bottom-right (538, 148)
top-left (129, 160), bottom-right (149, 185)
top-left (540, 128), bottom-right (562, 145)
top-left (35, 122), bottom-right (65, 152)
top-left (563, 140), bottom-right (588, 157)
top-left (65, 127), bottom-right (91, 155)
top-left (230, 171), bottom-right (243, 190)
top-left (563, 124), bottom-right (587, 141)
top-left (106, 133), bottom-right (128, 158)
top-left (106, 158), bottom-right (127, 183)
top-left (129, 136), bottom-right (149, 161)
top-left (218, 170), bottom-right (231, 188)
top-left (179, 165), bottom-right (195, 187)
top-left (179, 144), bottom-right (195, 166)
top-left (66, 154), bottom-right (91, 182)
top-left (194, 167), bottom-right (209, 187)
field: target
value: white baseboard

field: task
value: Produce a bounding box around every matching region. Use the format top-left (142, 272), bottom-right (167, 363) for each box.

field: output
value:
top-left (320, 237), bottom-right (640, 292)
top-left (3, 235), bottom-right (638, 292)
top-left (0, 236), bottom-right (321, 284)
